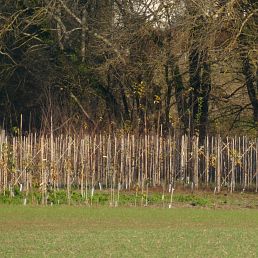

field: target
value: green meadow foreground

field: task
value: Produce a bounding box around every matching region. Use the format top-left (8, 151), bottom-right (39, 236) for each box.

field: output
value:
top-left (0, 206), bottom-right (258, 257)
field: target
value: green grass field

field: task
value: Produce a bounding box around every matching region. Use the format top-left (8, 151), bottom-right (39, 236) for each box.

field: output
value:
top-left (0, 206), bottom-right (257, 257)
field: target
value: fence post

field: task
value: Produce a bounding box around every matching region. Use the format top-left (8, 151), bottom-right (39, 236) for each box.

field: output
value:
top-left (216, 136), bottom-right (221, 193)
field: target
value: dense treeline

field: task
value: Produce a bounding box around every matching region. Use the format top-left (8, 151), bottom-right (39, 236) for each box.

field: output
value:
top-left (0, 0), bottom-right (257, 136)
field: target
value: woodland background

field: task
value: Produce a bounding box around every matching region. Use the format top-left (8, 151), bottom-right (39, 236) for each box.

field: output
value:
top-left (0, 0), bottom-right (257, 137)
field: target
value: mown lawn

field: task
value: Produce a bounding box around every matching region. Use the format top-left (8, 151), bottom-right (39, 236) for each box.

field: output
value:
top-left (0, 206), bottom-right (257, 257)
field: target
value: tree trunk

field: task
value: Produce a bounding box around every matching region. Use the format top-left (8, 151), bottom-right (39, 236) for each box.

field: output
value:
top-left (188, 47), bottom-right (201, 135)
top-left (240, 53), bottom-right (258, 128)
